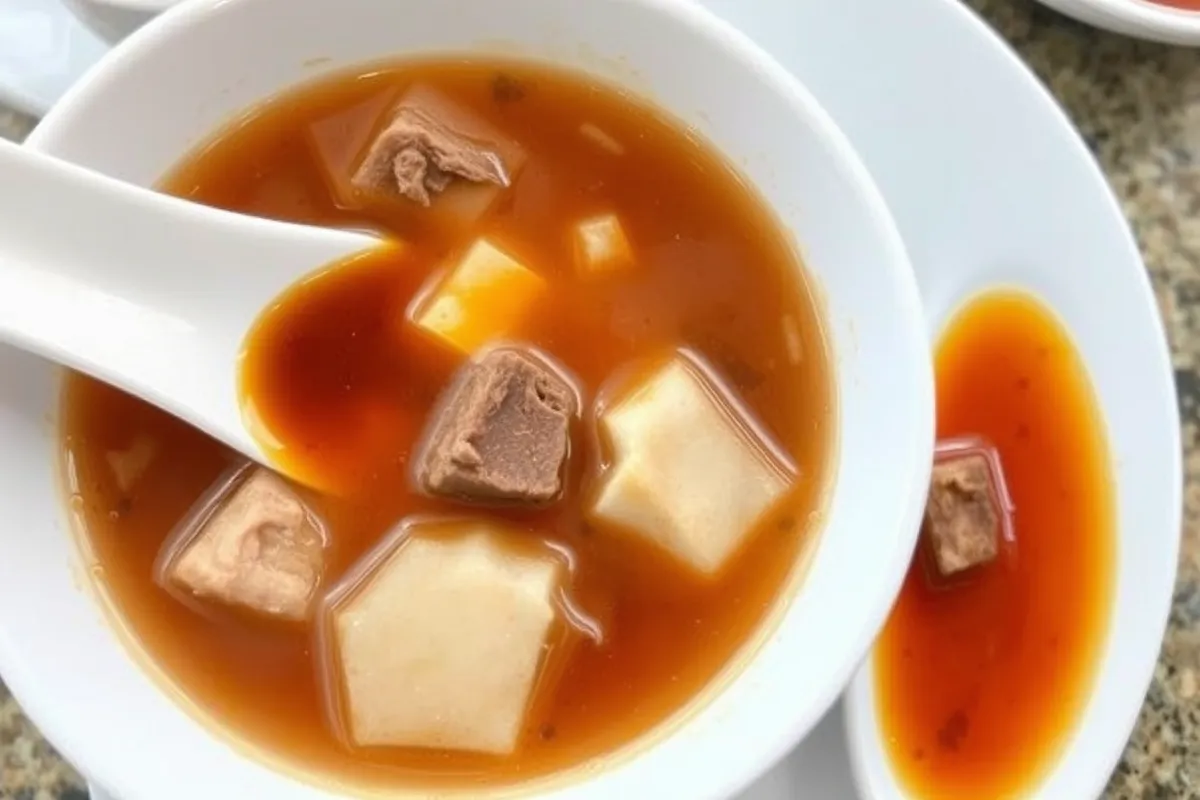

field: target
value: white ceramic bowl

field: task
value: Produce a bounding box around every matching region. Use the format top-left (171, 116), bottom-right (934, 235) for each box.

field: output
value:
top-left (0, 0), bottom-right (934, 798)
top-left (1033, 0), bottom-right (1200, 45)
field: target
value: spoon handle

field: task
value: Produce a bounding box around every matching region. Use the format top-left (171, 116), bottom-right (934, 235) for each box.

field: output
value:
top-left (0, 136), bottom-right (377, 460)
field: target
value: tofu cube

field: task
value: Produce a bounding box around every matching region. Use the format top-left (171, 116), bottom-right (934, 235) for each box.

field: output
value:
top-left (588, 353), bottom-right (792, 576)
top-left (327, 523), bottom-right (562, 754)
top-left (411, 238), bottom-right (546, 355)
top-left (573, 213), bottom-right (634, 276)
top-left (923, 453), bottom-right (1002, 577)
top-left (157, 467), bottom-right (326, 621)
top-left (415, 347), bottom-right (577, 505)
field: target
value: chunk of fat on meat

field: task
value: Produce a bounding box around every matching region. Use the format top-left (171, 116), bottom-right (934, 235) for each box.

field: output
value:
top-left (588, 353), bottom-right (793, 577)
top-left (326, 524), bottom-right (563, 754)
top-left (105, 433), bottom-right (158, 493)
top-left (157, 467), bottom-right (326, 622)
top-left (309, 82), bottom-right (527, 232)
top-left (573, 213), bottom-right (634, 276)
top-left (410, 238), bottom-right (546, 355)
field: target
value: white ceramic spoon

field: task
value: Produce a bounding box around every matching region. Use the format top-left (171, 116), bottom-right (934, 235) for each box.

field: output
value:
top-left (0, 136), bottom-right (380, 478)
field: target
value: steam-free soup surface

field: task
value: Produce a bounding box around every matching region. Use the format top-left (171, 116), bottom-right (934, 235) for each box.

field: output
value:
top-left (62, 61), bottom-right (833, 789)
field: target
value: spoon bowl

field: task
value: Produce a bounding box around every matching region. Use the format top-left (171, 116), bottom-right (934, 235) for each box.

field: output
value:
top-left (0, 137), bottom-right (380, 481)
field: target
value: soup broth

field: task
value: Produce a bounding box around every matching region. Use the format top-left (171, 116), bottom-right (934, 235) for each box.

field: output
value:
top-left (62, 60), bottom-right (834, 789)
top-left (1141, 0), bottom-right (1200, 10)
top-left (874, 290), bottom-right (1114, 799)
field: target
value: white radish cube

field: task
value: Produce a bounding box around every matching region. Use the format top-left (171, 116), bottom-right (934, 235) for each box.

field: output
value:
top-left (589, 354), bottom-right (792, 576)
top-left (573, 213), bottom-right (634, 276)
top-left (411, 238), bottom-right (546, 355)
top-left (330, 525), bottom-right (562, 754)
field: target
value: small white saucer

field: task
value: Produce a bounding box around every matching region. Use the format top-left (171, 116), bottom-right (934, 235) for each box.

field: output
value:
top-left (54, 0), bottom-right (1168, 797)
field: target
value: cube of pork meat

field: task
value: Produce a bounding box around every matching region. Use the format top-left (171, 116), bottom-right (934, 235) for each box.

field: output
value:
top-left (353, 90), bottom-right (511, 207)
top-left (923, 454), bottom-right (1001, 577)
top-left (415, 348), bottom-right (576, 505)
top-left (159, 467), bottom-right (326, 621)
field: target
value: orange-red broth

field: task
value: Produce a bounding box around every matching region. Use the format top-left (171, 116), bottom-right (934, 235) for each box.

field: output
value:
top-left (875, 290), bottom-right (1114, 799)
top-left (62, 60), bottom-right (835, 790)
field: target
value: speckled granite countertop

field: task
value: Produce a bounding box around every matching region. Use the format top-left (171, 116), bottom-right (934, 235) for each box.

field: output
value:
top-left (2, 0), bottom-right (1199, 797)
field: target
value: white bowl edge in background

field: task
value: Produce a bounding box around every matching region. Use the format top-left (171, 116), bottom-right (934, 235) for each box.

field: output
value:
top-left (1036, 0), bottom-right (1200, 45)
top-left (60, 0), bottom-right (153, 45)
top-left (0, 0), bottom-right (108, 116)
top-left (83, 0), bottom-right (178, 12)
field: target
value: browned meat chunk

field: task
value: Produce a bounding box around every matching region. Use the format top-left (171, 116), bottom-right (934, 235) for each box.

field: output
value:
top-left (158, 467), bottom-right (326, 621)
top-left (352, 99), bottom-right (509, 207)
top-left (416, 348), bottom-right (576, 504)
top-left (923, 454), bottom-right (1000, 576)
